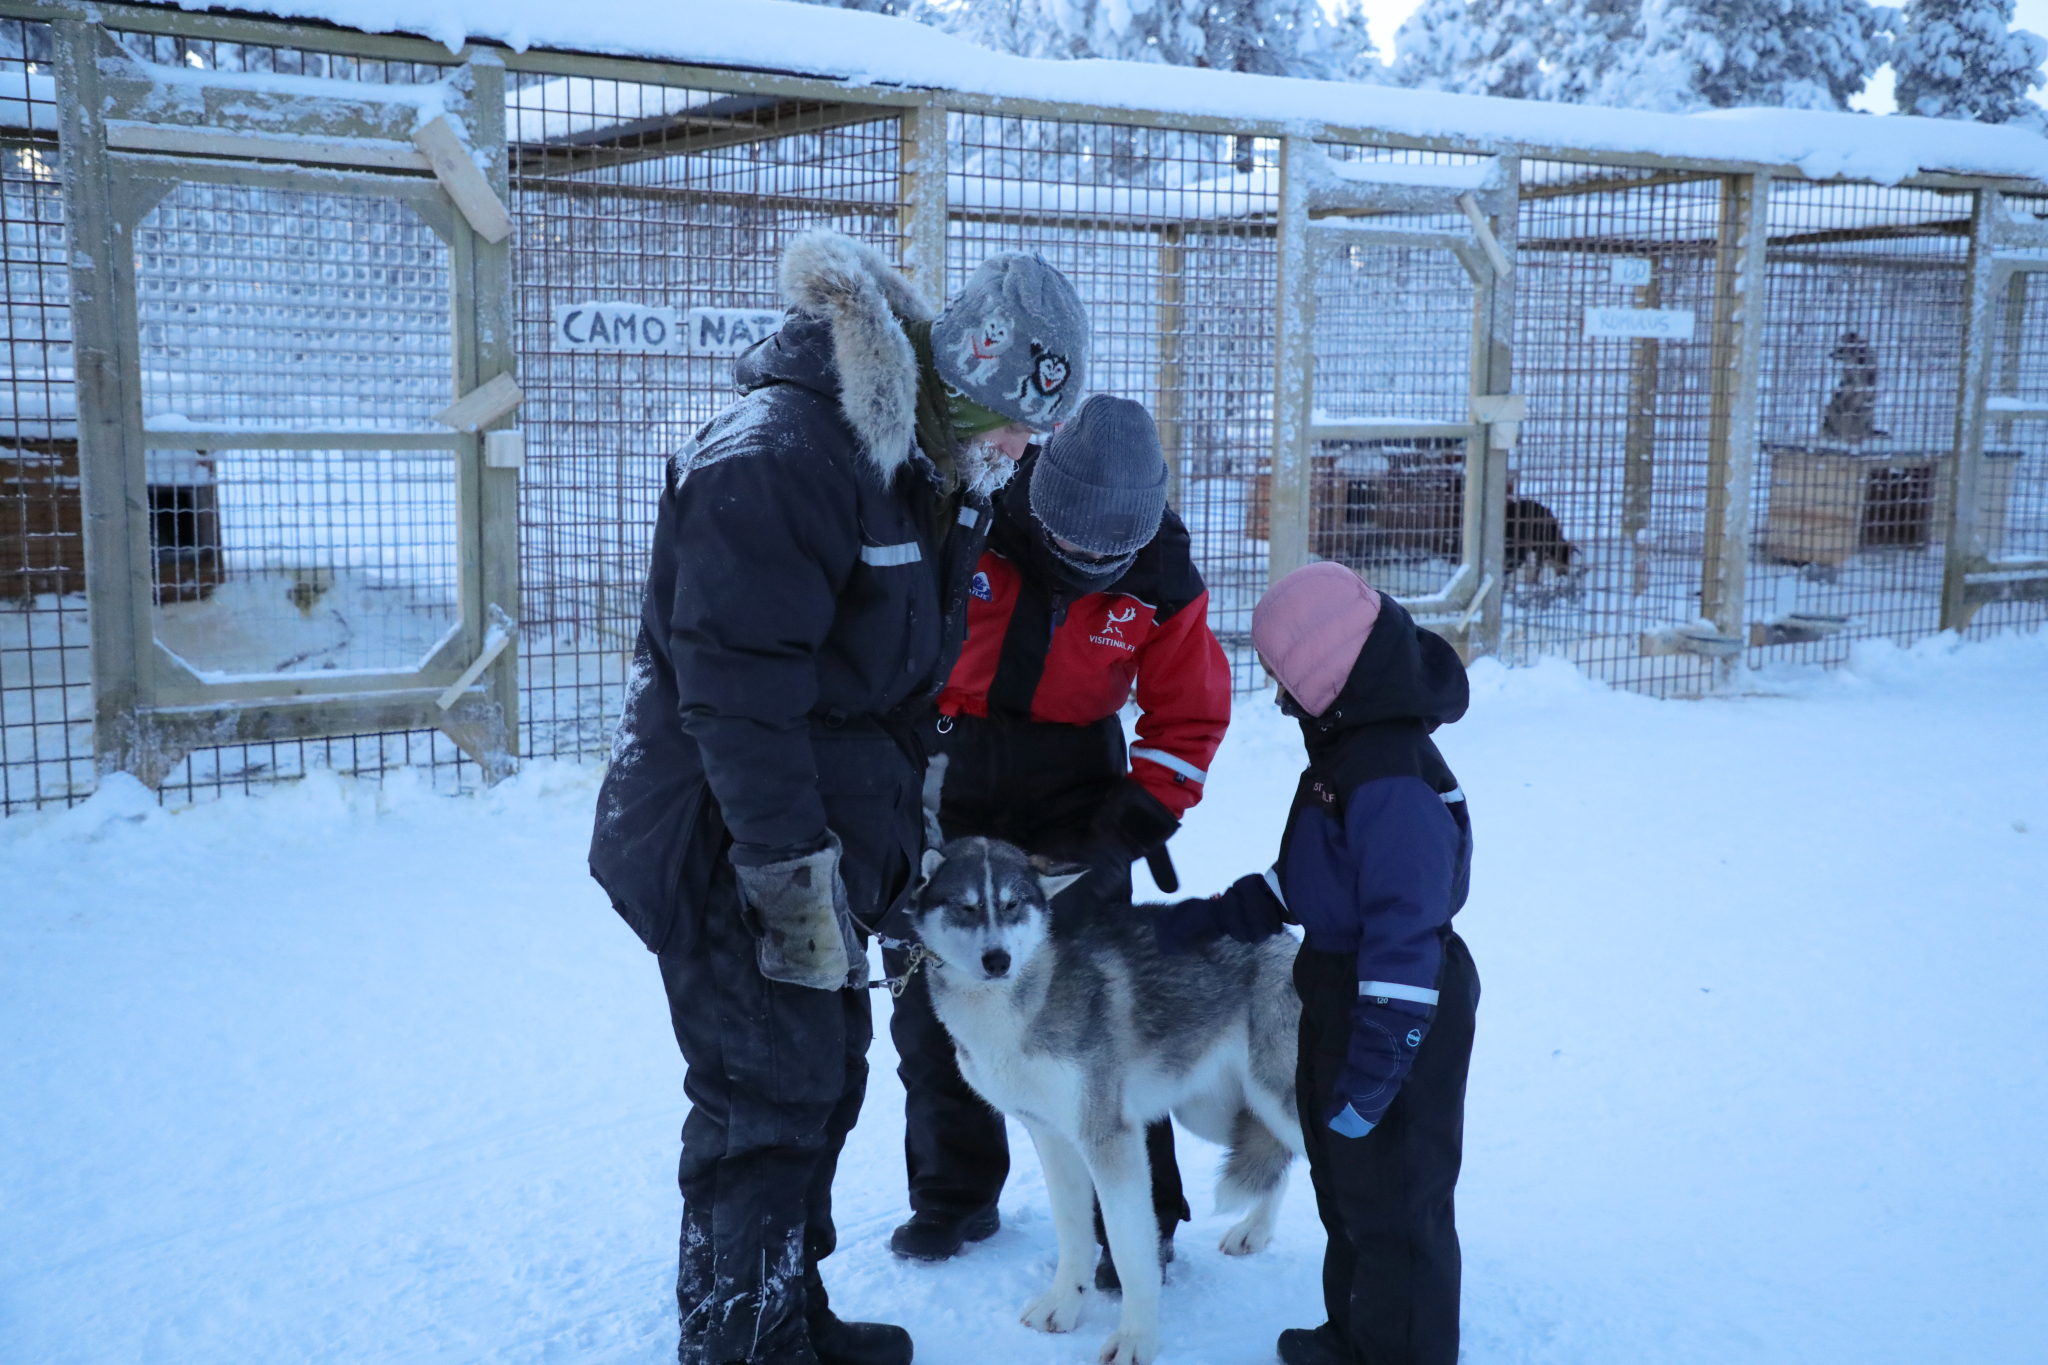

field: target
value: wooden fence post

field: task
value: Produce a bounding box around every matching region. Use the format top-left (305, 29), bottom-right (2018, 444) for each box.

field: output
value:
top-left (1699, 172), bottom-right (1770, 679)
top-left (55, 19), bottom-right (150, 784)
top-left (1269, 136), bottom-right (1315, 588)
top-left (1941, 189), bottom-right (1998, 632)
top-left (899, 97), bottom-right (949, 315)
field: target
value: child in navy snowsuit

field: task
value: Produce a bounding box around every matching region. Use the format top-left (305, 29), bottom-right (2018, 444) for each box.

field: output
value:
top-left (1156, 561), bottom-right (1477, 1365)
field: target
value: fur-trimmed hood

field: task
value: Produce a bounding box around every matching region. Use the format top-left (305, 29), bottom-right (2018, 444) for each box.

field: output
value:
top-left (732, 230), bottom-right (931, 485)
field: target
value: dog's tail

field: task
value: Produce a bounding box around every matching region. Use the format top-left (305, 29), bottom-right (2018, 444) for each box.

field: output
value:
top-left (1216, 1109), bottom-right (1294, 1213)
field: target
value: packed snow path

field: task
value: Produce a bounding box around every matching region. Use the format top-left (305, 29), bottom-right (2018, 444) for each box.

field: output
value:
top-left (4, 635), bottom-right (2045, 1365)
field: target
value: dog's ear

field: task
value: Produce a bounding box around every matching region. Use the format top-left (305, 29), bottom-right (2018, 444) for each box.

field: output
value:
top-left (1027, 854), bottom-right (1089, 903)
top-left (917, 846), bottom-right (946, 891)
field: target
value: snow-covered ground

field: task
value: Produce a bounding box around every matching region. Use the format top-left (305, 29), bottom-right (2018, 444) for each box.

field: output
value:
top-left (4, 634), bottom-right (2045, 1365)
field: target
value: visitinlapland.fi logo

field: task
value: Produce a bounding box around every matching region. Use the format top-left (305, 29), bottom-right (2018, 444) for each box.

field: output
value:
top-left (1088, 602), bottom-right (1139, 654)
top-left (971, 570), bottom-right (992, 602)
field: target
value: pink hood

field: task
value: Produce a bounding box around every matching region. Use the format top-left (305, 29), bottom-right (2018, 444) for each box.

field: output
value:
top-left (1250, 562), bottom-right (1383, 717)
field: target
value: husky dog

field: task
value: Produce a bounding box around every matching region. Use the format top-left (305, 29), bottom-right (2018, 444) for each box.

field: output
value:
top-left (1823, 329), bottom-right (1886, 441)
top-left (907, 837), bottom-right (1304, 1365)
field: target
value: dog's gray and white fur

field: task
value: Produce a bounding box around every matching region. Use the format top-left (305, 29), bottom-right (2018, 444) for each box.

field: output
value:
top-left (908, 837), bottom-right (1304, 1365)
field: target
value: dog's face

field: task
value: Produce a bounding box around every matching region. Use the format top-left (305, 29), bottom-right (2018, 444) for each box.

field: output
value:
top-left (908, 837), bottom-right (1083, 984)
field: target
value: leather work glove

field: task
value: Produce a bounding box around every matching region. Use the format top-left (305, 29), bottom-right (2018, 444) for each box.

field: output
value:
top-left (1151, 869), bottom-right (1287, 954)
top-left (731, 833), bottom-right (864, 991)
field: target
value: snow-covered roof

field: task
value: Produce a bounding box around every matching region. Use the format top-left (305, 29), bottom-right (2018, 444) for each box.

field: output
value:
top-left (159, 0), bottom-right (2048, 188)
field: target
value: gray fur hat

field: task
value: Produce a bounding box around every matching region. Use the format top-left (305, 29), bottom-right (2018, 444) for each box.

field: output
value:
top-left (930, 253), bottom-right (1088, 429)
top-left (1030, 395), bottom-right (1168, 558)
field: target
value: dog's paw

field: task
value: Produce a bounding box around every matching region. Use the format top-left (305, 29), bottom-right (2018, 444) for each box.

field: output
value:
top-left (1099, 1323), bottom-right (1161, 1365)
top-left (1218, 1218), bottom-right (1274, 1256)
top-left (1020, 1284), bottom-right (1086, 1334)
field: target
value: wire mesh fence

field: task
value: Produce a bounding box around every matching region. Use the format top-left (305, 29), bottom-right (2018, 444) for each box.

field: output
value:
top-left (1971, 214), bottom-right (2048, 641)
top-left (947, 111), bottom-right (1278, 687)
top-left (1501, 165), bottom-right (1732, 695)
top-left (1747, 183), bottom-right (1973, 664)
top-left (509, 74), bottom-right (910, 759)
top-left (3, 15), bottom-right (2047, 815)
top-left (0, 16), bottom-right (85, 815)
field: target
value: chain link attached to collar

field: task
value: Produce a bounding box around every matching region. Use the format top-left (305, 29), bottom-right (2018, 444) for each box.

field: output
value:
top-left (869, 941), bottom-right (940, 998)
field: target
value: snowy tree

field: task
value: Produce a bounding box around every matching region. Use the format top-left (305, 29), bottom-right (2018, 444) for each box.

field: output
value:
top-left (1891, 0), bottom-right (2048, 126)
top-left (1325, 0), bottom-right (1390, 84)
top-left (1391, 0), bottom-right (1549, 100)
top-left (788, 0), bottom-right (928, 14)
top-left (1539, 0), bottom-right (1639, 103)
top-left (1603, 0), bottom-right (1883, 111)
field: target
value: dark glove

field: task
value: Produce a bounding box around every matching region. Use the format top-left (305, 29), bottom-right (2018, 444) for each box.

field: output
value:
top-left (731, 832), bottom-right (863, 990)
top-left (1060, 781), bottom-right (1183, 921)
top-left (1091, 779), bottom-right (1180, 863)
top-left (1151, 871), bottom-right (1287, 953)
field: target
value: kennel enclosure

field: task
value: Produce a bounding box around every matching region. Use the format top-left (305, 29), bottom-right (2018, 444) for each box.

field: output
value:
top-left (4, 1), bottom-right (2048, 812)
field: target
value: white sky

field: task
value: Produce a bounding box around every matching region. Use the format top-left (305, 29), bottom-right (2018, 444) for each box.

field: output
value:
top-left (1324, 0), bottom-right (2048, 114)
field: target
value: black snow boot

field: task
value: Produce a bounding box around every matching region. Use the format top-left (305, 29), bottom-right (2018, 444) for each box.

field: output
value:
top-left (887, 1204), bottom-right (1000, 1262)
top-left (1276, 1323), bottom-right (1349, 1365)
top-left (810, 1310), bottom-right (913, 1365)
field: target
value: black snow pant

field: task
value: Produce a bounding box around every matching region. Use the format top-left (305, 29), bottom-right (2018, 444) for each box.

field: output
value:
top-left (661, 867), bottom-right (871, 1365)
top-left (888, 711), bottom-right (1189, 1243)
top-left (1295, 932), bottom-right (1479, 1365)
top-left (660, 725), bottom-right (922, 1364)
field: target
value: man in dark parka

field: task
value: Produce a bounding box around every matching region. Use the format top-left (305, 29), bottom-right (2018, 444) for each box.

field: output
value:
top-left (589, 232), bottom-right (1089, 1365)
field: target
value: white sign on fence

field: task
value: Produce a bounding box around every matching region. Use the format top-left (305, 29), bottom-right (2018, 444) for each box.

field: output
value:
top-left (683, 308), bottom-right (784, 356)
top-left (550, 303), bottom-right (784, 356)
top-left (1583, 306), bottom-right (1696, 341)
top-left (1609, 257), bottom-right (1653, 286)
top-left (553, 302), bottom-right (680, 352)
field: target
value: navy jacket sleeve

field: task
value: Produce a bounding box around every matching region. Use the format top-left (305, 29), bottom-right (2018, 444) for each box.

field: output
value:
top-left (1333, 776), bottom-right (1460, 1127)
top-left (664, 446), bottom-right (860, 857)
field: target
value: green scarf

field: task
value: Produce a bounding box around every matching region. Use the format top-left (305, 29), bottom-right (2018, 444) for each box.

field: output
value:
top-left (903, 320), bottom-right (1010, 496)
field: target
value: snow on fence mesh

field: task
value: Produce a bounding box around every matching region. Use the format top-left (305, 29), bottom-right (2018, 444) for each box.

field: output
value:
top-left (4, 12), bottom-right (2048, 813)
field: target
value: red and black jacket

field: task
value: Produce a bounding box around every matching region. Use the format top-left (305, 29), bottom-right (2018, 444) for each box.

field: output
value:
top-left (936, 467), bottom-right (1231, 820)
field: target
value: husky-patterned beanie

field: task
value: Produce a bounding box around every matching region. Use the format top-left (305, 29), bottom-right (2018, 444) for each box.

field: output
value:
top-left (930, 252), bottom-right (1089, 428)
top-left (1029, 394), bottom-right (1169, 558)
top-left (1251, 562), bottom-right (1383, 718)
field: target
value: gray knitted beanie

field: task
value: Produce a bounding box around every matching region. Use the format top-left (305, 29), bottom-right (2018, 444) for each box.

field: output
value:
top-left (1030, 395), bottom-right (1168, 558)
top-left (930, 253), bottom-right (1089, 429)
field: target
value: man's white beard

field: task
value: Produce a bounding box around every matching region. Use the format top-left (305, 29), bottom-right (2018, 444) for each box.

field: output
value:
top-left (958, 436), bottom-right (1020, 498)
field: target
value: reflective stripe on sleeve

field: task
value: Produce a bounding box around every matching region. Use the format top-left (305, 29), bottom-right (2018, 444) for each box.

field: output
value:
top-left (1440, 785), bottom-right (1465, 804)
top-left (956, 505), bottom-right (981, 528)
top-left (1130, 746), bottom-right (1207, 784)
top-left (1358, 980), bottom-right (1440, 1006)
top-left (860, 541), bottom-right (923, 567)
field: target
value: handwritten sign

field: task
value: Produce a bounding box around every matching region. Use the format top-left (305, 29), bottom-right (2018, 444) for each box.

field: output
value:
top-left (1609, 257), bottom-right (1653, 286)
top-left (550, 302), bottom-right (784, 356)
top-left (682, 308), bottom-right (784, 356)
top-left (1583, 306), bottom-right (1695, 341)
